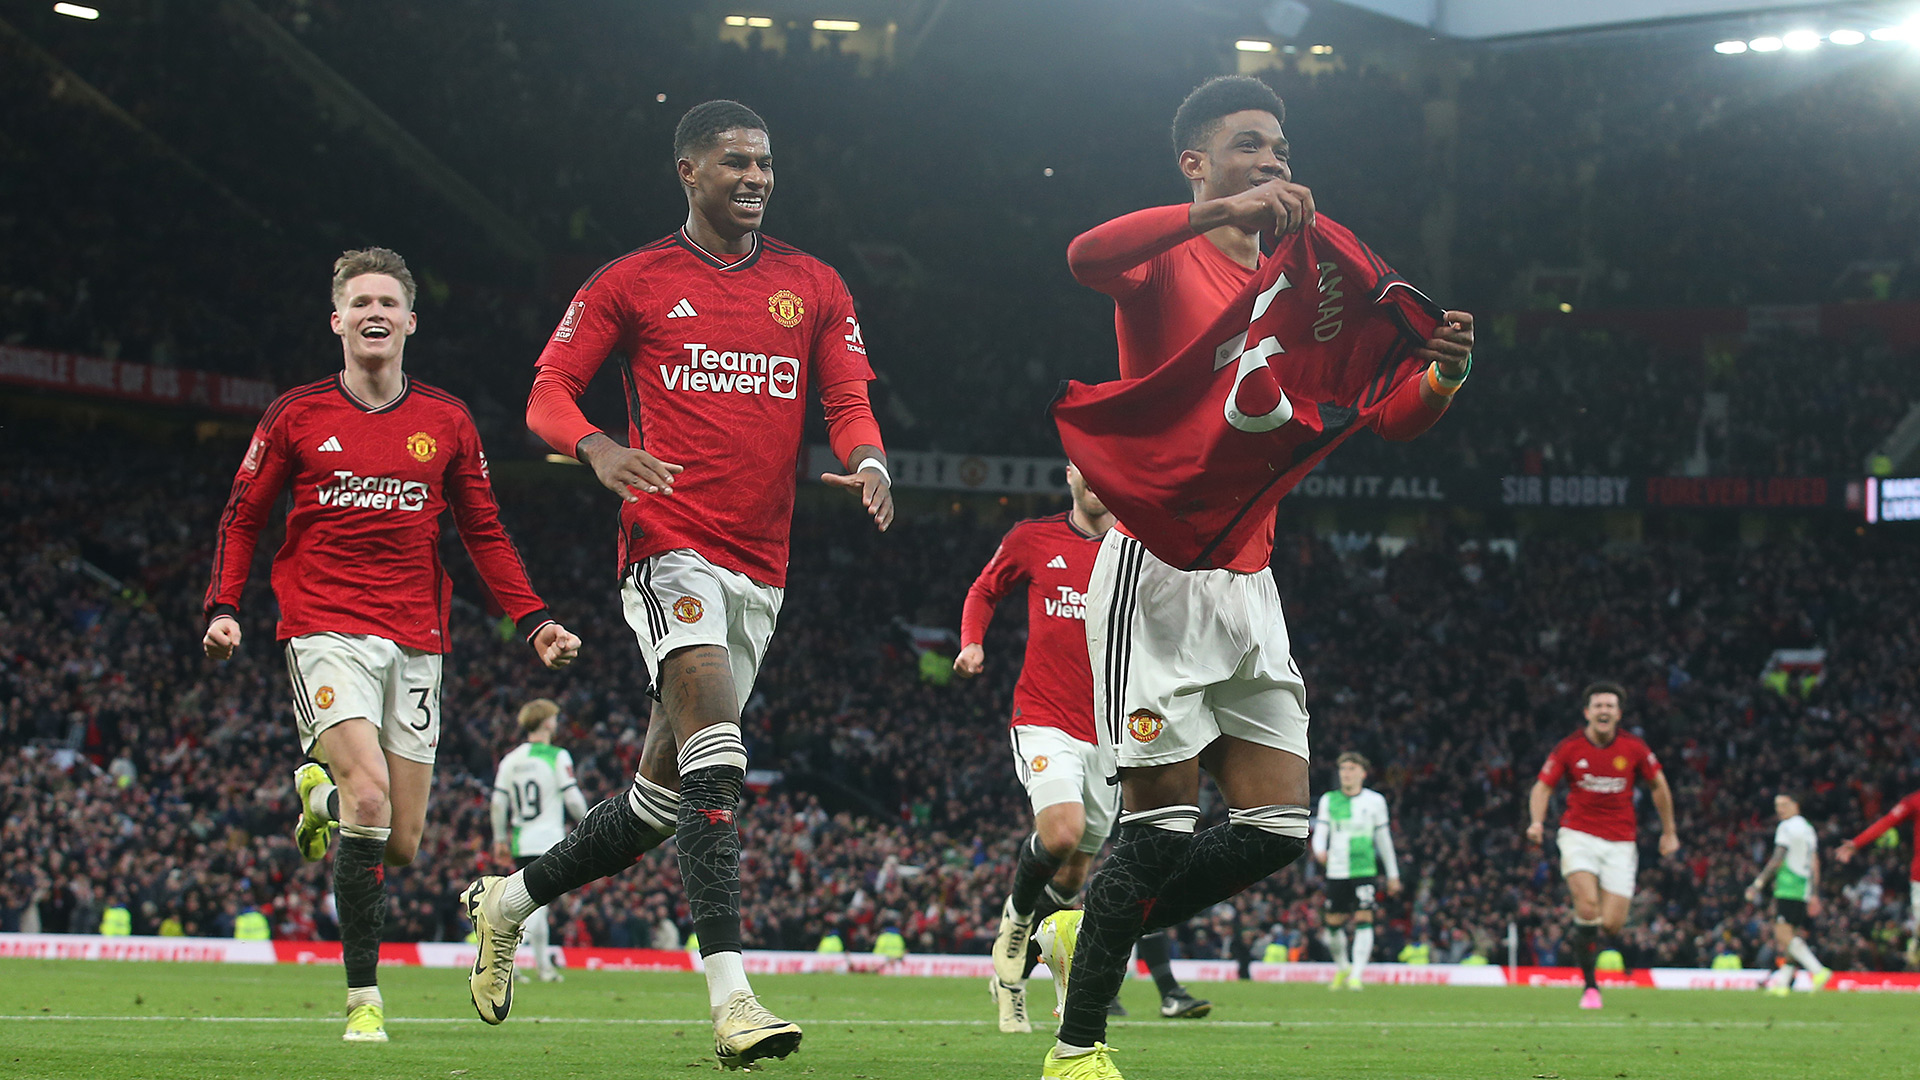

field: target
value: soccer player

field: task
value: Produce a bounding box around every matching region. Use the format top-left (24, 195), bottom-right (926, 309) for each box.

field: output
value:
top-left (491, 698), bottom-right (589, 984)
top-left (956, 467), bottom-right (1210, 1034)
top-left (458, 99), bottom-right (890, 1069)
top-left (1835, 786), bottom-right (1920, 965)
top-left (1312, 752), bottom-right (1401, 990)
top-left (1036, 76), bottom-right (1474, 1079)
top-left (202, 247), bottom-right (580, 1043)
top-left (1745, 792), bottom-right (1830, 994)
top-left (1526, 681), bottom-right (1679, 1010)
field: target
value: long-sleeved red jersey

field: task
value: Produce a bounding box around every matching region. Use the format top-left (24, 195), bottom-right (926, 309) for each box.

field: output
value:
top-left (204, 374), bottom-right (550, 653)
top-left (1850, 789), bottom-right (1920, 884)
top-left (524, 229), bottom-right (883, 587)
top-left (960, 513), bottom-right (1104, 744)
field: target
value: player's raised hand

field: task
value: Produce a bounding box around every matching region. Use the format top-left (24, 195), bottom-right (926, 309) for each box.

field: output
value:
top-left (1525, 821), bottom-right (1545, 846)
top-left (1416, 311), bottom-right (1475, 375)
top-left (1658, 831), bottom-right (1680, 858)
top-left (1835, 841), bottom-right (1856, 864)
top-left (533, 622), bottom-right (581, 670)
top-left (579, 433), bottom-right (683, 501)
top-left (822, 460), bottom-right (894, 532)
top-left (953, 643), bottom-right (985, 679)
top-left (203, 615), bottom-right (242, 661)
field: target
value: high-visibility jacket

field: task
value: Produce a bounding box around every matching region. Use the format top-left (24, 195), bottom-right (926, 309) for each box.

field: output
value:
top-left (99, 906), bottom-right (132, 936)
top-left (816, 934), bottom-right (845, 954)
top-left (874, 931), bottom-right (907, 959)
top-left (234, 911), bottom-right (271, 940)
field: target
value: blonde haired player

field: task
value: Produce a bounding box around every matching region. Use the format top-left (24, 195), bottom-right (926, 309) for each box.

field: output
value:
top-left (1312, 752), bottom-right (1401, 989)
top-left (491, 699), bottom-right (589, 983)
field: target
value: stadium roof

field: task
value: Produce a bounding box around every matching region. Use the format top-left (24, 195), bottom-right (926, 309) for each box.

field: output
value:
top-left (1334, 1), bottom-right (1898, 39)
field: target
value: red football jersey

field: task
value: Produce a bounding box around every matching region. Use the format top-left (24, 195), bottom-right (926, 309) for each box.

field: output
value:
top-left (960, 514), bottom-right (1104, 744)
top-left (529, 230), bottom-right (875, 587)
top-left (1538, 730), bottom-right (1663, 844)
top-left (1849, 789), bottom-right (1920, 884)
top-left (1069, 203), bottom-right (1260, 382)
top-left (1055, 215), bottom-right (1445, 573)
top-left (205, 375), bottom-right (550, 653)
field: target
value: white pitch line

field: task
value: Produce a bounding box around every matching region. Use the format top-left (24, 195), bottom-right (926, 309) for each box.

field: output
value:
top-left (0, 1015), bottom-right (1850, 1029)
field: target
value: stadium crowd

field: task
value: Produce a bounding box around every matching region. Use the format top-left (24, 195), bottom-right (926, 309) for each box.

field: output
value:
top-left (2, 430), bottom-right (1916, 973)
top-left (6, 0), bottom-right (1917, 467)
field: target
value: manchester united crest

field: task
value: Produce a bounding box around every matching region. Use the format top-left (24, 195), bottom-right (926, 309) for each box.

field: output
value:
top-left (1613, 755), bottom-right (1629, 771)
top-left (673, 596), bottom-right (704, 624)
top-left (315, 686), bottom-right (336, 710)
top-left (1127, 710), bottom-right (1165, 743)
top-left (1030, 755), bottom-right (1050, 773)
top-left (767, 289), bottom-right (805, 328)
top-left (405, 431), bottom-right (437, 463)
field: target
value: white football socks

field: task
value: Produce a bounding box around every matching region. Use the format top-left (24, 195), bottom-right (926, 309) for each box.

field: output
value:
top-left (1787, 936), bottom-right (1824, 973)
top-left (526, 905), bottom-right (552, 976)
top-left (499, 871), bottom-right (538, 925)
top-left (705, 950), bottom-right (753, 1009)
top-left (1324, 927), bottom-right (1350, 972)
top-left (346, 985), bottom-right (382, 1010)
top-left (1352, 925), bottom-right (1376, 981)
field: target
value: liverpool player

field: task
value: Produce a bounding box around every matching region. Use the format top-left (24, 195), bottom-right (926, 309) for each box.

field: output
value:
top-left (1037, 76), bottom-right (1474, 1079)
top-left (1836, 786), bottom-right (1920, 966)
top-left (202, 248), bottom-right (579, 1043)
top-left (1745, 792), bottom-right (1830, 994)
top-left (458, 100), bottom-right (889, 1069)
top-left (1312, 752), bottom-right (1401, 990)
top-left (1527, 682), bottom-right (1678, 1010)
top-left (956, 466), bottom-right (1209, 1033)
top-left (491, 698), bottom-right (589, 984)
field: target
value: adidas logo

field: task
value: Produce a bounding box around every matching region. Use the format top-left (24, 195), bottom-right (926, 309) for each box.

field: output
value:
top-left (317, 436), bottom-right (343, 453)
top-left (666, 299), bottom-right (698, 319)
top-left (1575, 759), bottom-right (1588, 769)
top-left (1046, 555), bottom-right (1068, 569)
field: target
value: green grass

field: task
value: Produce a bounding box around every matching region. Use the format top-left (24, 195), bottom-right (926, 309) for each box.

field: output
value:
top-left (0, 959), bottom-right (1912, 1079)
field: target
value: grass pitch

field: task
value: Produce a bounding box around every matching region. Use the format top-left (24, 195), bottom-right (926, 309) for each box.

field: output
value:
top-left (0, 958), bottom-right (1910, 1079)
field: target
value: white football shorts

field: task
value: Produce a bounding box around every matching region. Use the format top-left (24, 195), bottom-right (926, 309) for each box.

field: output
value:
top-left (1010, 724), bottom-right (1118, 854)
top-left (1557, 827), bottom-right (1639, 898)
top-left (622, 548), bottom-right (783, 706)
top-left (284, 632), bottom-right (443, 765)
top-left (1085, 530), bottom-right (1310, 769)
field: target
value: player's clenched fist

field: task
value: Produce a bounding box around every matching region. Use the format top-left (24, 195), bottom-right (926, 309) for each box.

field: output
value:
top-left (579, 432), bottom-right (684, 501)
top-left (533, 622), bottom-right (581, 670)
top-left (953, 643), bottom-right (985, 679)
top-left (1195, 178), bottom-right (1316, 237)
top-left (203, 615), bottom-right (242, 661)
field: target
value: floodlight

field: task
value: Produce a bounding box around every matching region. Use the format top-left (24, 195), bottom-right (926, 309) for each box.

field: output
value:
top-left (1782, 30), bottom-right (1820, 50)
top-left (813, 19), bottom-right (859, 32)
top-left (1713, 40), bottom-right (1748, 54)
top-left (1235, 39), bottom-right (1275, 52)
top-left (53, 2), bottom-right (98, 17)
top-left (1827, 29), bottom-right (1865, 45)
top-left (1748, 36), bottom-right (1783, 52)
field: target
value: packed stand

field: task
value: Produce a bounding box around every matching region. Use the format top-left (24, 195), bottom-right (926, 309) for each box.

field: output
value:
top-left (3, 427), bottom-right (1917, 970)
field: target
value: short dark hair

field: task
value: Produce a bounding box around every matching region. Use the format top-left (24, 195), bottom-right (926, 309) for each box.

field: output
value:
top-left (1777, 790), bottom-right (1804, 809)
top-left (1171, 76), bottom-right (1286, 154)
top-left (1336, 751), bottom-right (1371, 773)
top-left (1582, 681), bottom-right (1627, 709)
top-left (673, 99), bottom-right (769, 163)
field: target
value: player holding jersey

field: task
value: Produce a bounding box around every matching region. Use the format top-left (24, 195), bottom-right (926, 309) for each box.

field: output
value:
top-left (202, 248), bottom-right (579, 1043)
top-left (1312, 753), bottom-right (1401, 990)
top-left (956, 467), bottom-right (1209, 1033)
top-left (1746, 792), bottom-right (1830, 994)
top-left (490, 699), bottom-right (589, 984)
top-left (1836, 787), bottom-right (1920, 965)
top-left (459, 100), bottom-right (889, 1069)
top-left (1037, 76), bottom-right (1474, 1080)
top-left (1527, 682), bottom-right (1678, 1011)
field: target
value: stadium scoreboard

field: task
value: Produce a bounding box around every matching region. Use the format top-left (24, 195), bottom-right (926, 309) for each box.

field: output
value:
top-left (1864, 477), bottom-right (1920, 523)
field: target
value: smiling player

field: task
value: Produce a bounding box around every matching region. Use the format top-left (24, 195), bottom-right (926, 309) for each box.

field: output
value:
top-left (459, 100), bottom-right (891, 1070)
top-left (202, 247), bottom-right (579, 1043)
